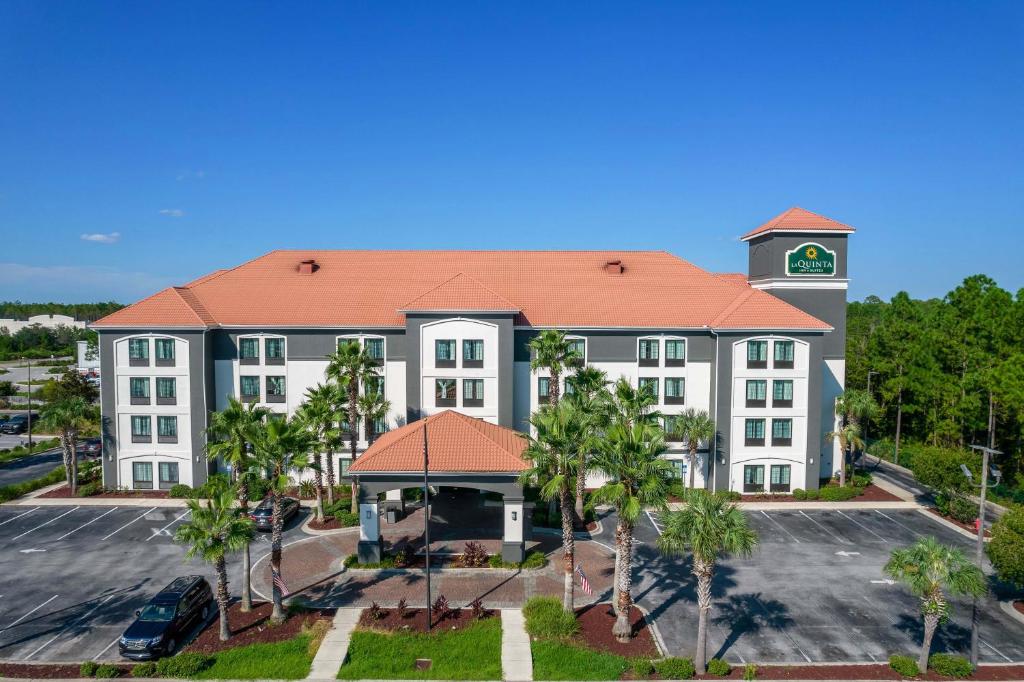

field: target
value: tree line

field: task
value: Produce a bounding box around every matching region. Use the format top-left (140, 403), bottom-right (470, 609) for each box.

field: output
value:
top-left (0, 301), bottom-right (124, 322)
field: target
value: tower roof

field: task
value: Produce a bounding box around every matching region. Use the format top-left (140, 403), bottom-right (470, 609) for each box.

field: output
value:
top-left (742, 207), bottom-right (855, 241)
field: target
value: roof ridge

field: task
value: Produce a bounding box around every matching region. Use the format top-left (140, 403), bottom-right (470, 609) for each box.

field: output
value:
top-left (172, 287), bottom-right (217, 326)
top-left (453, 411), bottom-right (521, 460)
top-left (400, 271), bottom-right (519, 311)
top-left (710, 287), bottom-right (757, 327)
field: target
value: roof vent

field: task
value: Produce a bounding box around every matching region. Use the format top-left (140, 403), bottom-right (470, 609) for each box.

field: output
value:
top-left (298, 259), bottom-right (318, 275)
top-left (604, 259), bottom-right (623, 275)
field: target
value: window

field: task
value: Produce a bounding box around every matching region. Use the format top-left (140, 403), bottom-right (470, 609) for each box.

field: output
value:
top-left (364, 375), bottom-right (384, 397)
top-left (365, 338), bottom-right (385, 363)
top-left (665, 377), bottom-right (685, 404)
top-left (663, 414), bottom-right (683, 442)
top-left (463, 379), bottom-right (484, 407)
top-left (774, 340), bottom-right (795, 368)
top-left (538, 376), bottom-right (551, 404)
top-left (744, 418), bottom-right (765, 446)
top-left (158, 462), bottom-right (179, 490)
top-left (462, 339), bottom-right (484, 368)
top-left (156, 377), bottom-right (177, 405)
top-left (240, 376), bottom-right (260, 401)
top-left (435, 339), bottom-right (456, 367)
top-left (743, 465), bottom-right (765, 493)
top-left (665, 340), bottom-right (686, 366)
top-left (130, 377), bottom-right (150, 405)
top-left (133, 462), bottom-right (153, 489)
top-left (339, 458), bottom-right (351, 478)
top-left (638, 339), bottom-right (659, 366)
top-left (638, 377), bottom-right (659, 400)
top-left (371, 416), bottom-right (387, 436)
top-left (772, 418), bottom-right (793, 446)
top-left (265, 338), bottom-right (285, 365)
top-left (155, 338), bottom-right (175, 366)
top-left (746, 340), bottom-right (768, 368)
top-left (671, 460), bottom-right (686, 480)
top-left (745, 380), bottom-right (767, 408)
top-left (435, 378), bottom-right (456, 407)
top-left (240, 338), bottom-right (259, 364)
top-left (158, 416), bottom-right (178, 443)
top-left (773, 380), bottom-right (794, 407)
top-left (568, 338), bottom-right (586, 366)
top-left (770, 464), bottom-right (792, 492)
top-left (128, 338), bottom-right (149, 365)
top-left (266, 376), bottom-right (286, 403)
top-left (131, 416), bottom-right (152, 443)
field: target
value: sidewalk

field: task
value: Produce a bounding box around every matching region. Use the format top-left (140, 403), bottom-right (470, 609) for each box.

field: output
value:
top-left (307, 608), bottom-right (360, 680)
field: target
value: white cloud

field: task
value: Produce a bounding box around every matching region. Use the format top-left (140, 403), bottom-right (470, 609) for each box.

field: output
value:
top-left (0, 263), bottom-right (177, 302)
top-left (159, 209), bottom-right (185, 217)
top-left (176, 169), bottom-right (206, 181)
top-left (80, 232), bottom-right (121, 244)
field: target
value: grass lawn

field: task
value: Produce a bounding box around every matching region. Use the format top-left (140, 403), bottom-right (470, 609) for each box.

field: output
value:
top-left (338, 617), bottom-right (502, 680)
top-left (531, 639), bottom-right (629, 681)
top-left (193, 633), bottom-right (316, 680)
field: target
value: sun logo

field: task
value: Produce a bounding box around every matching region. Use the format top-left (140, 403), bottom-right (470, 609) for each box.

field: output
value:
top-left (805, 246), bottom-right (818, 260)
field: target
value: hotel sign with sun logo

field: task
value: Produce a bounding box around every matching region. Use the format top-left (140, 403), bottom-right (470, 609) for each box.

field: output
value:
top-left (786, 242), bottom-right (836, 276)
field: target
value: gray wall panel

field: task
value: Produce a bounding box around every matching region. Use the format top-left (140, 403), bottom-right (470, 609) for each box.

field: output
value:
top-left (212, 329), bottom-right (407, 362)
top-left (513, 330), bottom-right (715, 363)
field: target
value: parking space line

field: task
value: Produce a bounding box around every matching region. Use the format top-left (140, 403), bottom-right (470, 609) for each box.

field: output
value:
top-left (760, 511), bottom-right (801, 544)
top-left (0, 507), bottom-right (40, 528)
top-left (101, 507), bottom-right (157, 540)
top-left (145, 510), bottom-right (191, 542)
top-left (981, 638), bottom-right (1013, 663)
top-left (645, 510), bottom-right (663, 535)
top-left (12, 507), bottom-right (80, 540)
top-left (874, 510), bottom-right (924, 539)
top-left (836, 510), bottom-right (888, 543)
top-left (798, 511), bottom-right (852, 545)
top-left (1, 594), bottom-right (59, 631)
top-left (753, 595), bottom-right (810, 662)
top-left (56, 507), bottom-right (119, 541)
top-left (23, 595), bottom-right (112, 660)
top-left (93, 635), bottom-right (121, 661)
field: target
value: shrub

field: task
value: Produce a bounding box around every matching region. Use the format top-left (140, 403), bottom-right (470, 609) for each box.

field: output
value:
top-left (461, 540), bottom-right (489, 567)
top-left (707, 658), bottom-right (731, 676)
top-left (792, 488), bottom-right (807, 500)
top-left (0, 465), bottom-right (66, 503)
top-left (80, 661), bottom-right (98, 677)
top-left (654, 657), bottom-right (695, 680)
top-left (77, 482), bottom-right (102, 497)
top-left (94, 664), bottom-right (120, 678)
top-left (988, 506), bottom-right (1024, 586)
top-left (850, 472), bottom-right (873, 488)
top-left (743, 663), bottom-right (758, 680)
top-left (631, 658), bottom-right (656, 677)
top-left (368, 601), bottom-right (385, 620)
top-left (396, 598), bottom-right (409, 618)
top-left (248, 477), bottom-right (272, 501)
top-left (949, 495), bottom-right (978, 525)
top-left (818, 485), bottom-right (857, 502)
top-left (470, 597), bottom-right (485, 619)
top-left (521, 550), bottom-right (548, 569)
top-left (928, 653), bottom-right (973, 678)
top-left (805, 488), bottom-right (820, 500)
top-left (889, 654), bottom-right (919, 677)
top-left (168, 483), bottom-right (192, 498)
top-left (195, 473), bottom-right (231, 499)
top-left (334, 511), bottom-right (359, 527)
top-left (155, 653), bottom-right (213, 678)
top-left (910, 445), bottom-right (979, 495)
top-left (131, 662), bottom-right (157, 677)
top-left (522, 596), bottom-right (579, 639)
top-left (298, 479), bottom-right (317, 499)
top-left (432, 594), bottom-right (451, 620)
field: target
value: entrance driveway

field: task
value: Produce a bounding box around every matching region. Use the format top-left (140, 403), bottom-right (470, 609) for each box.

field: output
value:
top-left (629, 507), bottom-right (1024, 664)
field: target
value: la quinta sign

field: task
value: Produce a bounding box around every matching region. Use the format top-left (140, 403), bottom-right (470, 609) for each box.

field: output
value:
top-left (786, 242), bottom-right (835, 276)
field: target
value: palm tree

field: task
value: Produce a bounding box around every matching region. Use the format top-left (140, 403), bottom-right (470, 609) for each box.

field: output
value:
top-left (326, 340), bottom-right (378, 513)
top-left (529, 330), bottom-right (582, 406)
top-left (294, 400), bottom-right (331, 523)
top-left (679, 408), bottom-right (716, 490)
top-left (590, 410), bottom-right (673, 642)
top-left (884, 537), bottom-right (986, 673)
top-left (247, 416), bottom-right (313, 622)
top-left (205, 397), bottom-right (270, 611)
top-left (565, 367), bottom-right (609, 521)
top-left (38, 397), bottom-right (97, 495)
top-left (827, 422), bottom-right (865, 487)
top-left (521, 402), bottom-right (585, 611)
top-left (657, 490), bottom-right (758, 673)
top-left (174, 483), bottom-right (254, 641)
top-left (833, 390), bottom-right (879, 482)
top-left (358, 391), bottom-right (391, 446)
top-left (306, 382), bottom-right (346, 506)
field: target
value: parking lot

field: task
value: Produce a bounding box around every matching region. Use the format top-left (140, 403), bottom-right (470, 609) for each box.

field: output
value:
top-left (632, 507), bottom-right (1024, 664)
top-left (0, 503), bottom-right (309, 662)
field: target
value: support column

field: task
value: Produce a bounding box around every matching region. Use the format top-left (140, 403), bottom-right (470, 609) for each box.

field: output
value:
top-left (357, 501), bottom-right (382, 564)
top-left (502, 497), bottom-right (525, 563)
top-left (382, 488), bottom-right (405, 518)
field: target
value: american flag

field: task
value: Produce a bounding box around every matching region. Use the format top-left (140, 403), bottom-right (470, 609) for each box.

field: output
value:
top-left (575, 564), bottom-right (593, 595)
top-left (273, 571), bottom-right (290, 597)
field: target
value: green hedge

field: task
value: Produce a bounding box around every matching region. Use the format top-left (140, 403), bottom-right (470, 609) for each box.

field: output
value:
top-left (0, 465), bottom-right (65, 502)
top-left (818, 485), bottom-right (858, 502)
top-left (889, 654), bottom-right (919, 677)
top-left (928, 653), bottom-right (972, 678)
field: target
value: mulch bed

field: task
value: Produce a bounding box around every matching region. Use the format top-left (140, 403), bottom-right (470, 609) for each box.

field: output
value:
top-left (307, 517), bottom-right (358, 531)
top-left (357, 605), bottom-right (496, 633)
top-left (184, 601), bottom-right (334, 655)
top-left (574, 603), bottom-right (658, 658)
top-left (742, 484), bottom-right (902, 503)
top-left (1014, 600), bottom-right (1023, 616)
top-left (0, 664), bottom-right (132, 679)
top-left (40, 485), bottom-right (169, 499)
top-left (926, 507), bottom-right (992, 537)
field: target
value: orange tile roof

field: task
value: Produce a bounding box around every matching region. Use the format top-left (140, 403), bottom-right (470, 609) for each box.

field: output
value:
top-left (349, 410), bottom-right (528, 474)
top-left (714, 273), bottom-right (750, 287)
top-left (401, 272), bottom-right (519, 312)
top-left (742, 207), bottom-right (855, 241)
top-left (93, 250), bottom-right (831, 331)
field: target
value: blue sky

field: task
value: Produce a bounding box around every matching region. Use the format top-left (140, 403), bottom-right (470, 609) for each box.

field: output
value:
top-left (1, 2), bottom-right (1021, 304)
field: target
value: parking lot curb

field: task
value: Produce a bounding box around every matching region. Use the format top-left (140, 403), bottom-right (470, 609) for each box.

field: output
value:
top-left (1001, 599), bottom-right (1024, 626)
top-left (300, 515), bottom-right (361, 536)
top-left (4, 494), bottom-right (190, 508)
top-left (914, 506), bottom-right (991, 542)
top-left (666, 500), bottom-right (919, 511)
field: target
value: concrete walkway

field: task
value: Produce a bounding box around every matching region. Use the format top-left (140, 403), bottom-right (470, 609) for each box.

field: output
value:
top-left (500, 609), bottom-right (533, 682)
top-left (308, 607), bottom-right (360, 680)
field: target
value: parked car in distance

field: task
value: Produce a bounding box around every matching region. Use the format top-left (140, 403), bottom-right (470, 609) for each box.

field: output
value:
top-left (77, 437), bottom-right (102, 457)
top-left (249, 496), bottom-right (300, 531)
top-left (0, 414), bottom-right (33, 435)
top-left (118, 576), bottom-right (213, 660)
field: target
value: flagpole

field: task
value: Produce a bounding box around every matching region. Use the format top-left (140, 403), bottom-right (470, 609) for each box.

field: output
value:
top-left (423, 416), bottom-right (431, 632)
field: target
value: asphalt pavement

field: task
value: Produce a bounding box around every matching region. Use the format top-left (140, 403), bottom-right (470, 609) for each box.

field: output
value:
top-left (0, 448), bottom-right (69, 488)
top-left (0, 503), bottom-right (310, 662)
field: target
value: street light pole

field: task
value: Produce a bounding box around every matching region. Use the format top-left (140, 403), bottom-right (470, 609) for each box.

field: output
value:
top-left (26, 358), bottom-right (33, 449)
top-left (865, 370), bottom-right (878, 445)
top-left (422, 416), bottom-right (431, 632)
top-left (967, 443), bottom-right (1000, 668)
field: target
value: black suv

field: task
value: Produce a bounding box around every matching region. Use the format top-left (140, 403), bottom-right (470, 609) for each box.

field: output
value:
top-left (0, 414), bottom-right (32, 435)
top-left (119, 576), bottom-right (213, 660)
